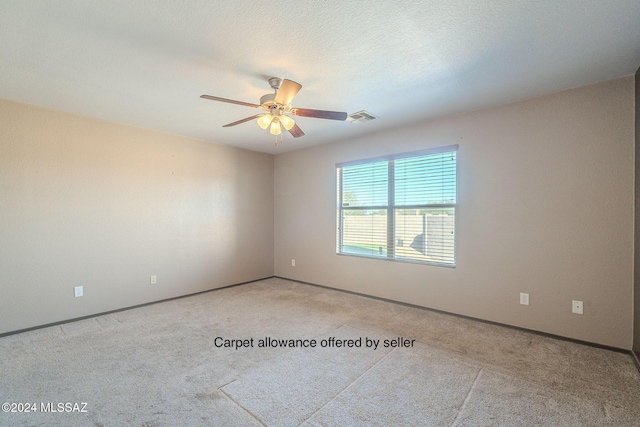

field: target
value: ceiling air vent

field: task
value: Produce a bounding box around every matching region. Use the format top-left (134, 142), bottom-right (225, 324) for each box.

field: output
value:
top-left (347, 110), bottom-right (378, 123)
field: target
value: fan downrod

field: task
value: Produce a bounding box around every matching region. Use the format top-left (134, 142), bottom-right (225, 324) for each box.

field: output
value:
top-left (268, 77), bottom-right (282, 91)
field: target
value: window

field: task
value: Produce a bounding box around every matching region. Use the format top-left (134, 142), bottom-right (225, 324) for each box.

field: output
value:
top-left (336, 146), bottom-right (457, 266)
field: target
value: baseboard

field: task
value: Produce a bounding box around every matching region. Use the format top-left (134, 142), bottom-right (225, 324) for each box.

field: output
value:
top-left (632, 349), bottom-right (640, 373)
top-left (274, 275), bottom-right (630, 355)
top-left (0, 276), bottom-right (275, 338)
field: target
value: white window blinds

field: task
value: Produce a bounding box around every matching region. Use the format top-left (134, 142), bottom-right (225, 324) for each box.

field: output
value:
top-left (337, 146), bottom-right (457, 266)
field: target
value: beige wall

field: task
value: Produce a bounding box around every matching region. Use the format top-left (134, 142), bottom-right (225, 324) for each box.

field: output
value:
top-left (0, 99), bottom-right (274, 335)
top-left (274, 76), bottom-right (635, 349)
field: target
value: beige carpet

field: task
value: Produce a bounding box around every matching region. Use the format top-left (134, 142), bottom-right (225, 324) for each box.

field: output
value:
top-left (0, 277), bottom-right (638, 426)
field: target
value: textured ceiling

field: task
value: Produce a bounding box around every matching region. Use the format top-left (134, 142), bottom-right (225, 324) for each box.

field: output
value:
top-left (1, 1), bottom-right (639, 154)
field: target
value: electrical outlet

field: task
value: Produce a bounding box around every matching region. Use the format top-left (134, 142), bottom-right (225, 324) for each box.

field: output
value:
top-left (292, 259), bottom-right (296, 267)
top-left (74, 286), bottom-right (83, 298)
top-left (150, 275), bottom-right (157, 284)
top-left (572, 300), bottom-right (583, 314)
top-left (519, 293), bottom-right (529, 306)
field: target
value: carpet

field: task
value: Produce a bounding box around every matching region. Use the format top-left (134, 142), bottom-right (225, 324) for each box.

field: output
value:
top-left (1, 277), bottom-right (638, 426)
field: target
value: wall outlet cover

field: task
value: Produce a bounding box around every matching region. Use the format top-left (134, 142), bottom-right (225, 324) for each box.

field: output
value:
top-left (572, 300), bottom-right (583, 314)
top-left (74, 286), bottom-right (83, 298)
top-left (150, 275), bottom-right (157, 284)
top-left (520, 293), bottom-right (529, 306)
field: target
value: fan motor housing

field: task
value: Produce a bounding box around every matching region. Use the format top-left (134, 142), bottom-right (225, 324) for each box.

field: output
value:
top-left (260, 93), bottom-right (276, 106)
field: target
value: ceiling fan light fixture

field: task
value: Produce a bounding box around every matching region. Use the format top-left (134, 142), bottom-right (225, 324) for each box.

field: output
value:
top-left (257, 114), bottom-right (273, 129)
top-left (280, 114), bottom-right (295, 131)
top-left (270, 120), bottom-right (281, 135)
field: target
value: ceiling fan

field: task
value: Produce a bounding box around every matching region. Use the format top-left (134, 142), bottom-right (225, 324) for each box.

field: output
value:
top-left (200, 77), bottom-right (348, 144)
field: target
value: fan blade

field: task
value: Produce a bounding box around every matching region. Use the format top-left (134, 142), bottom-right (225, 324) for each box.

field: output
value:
top-left (291, 108), bottom-right (348, 121)
top-left (288, 123), bottom-right (305, 138)
top-left (274, 79), bottom-right (302, 105)
top-left (223, 114), bottom-right (264, 127)
top-left (200, 95), bottom-right (260, 108)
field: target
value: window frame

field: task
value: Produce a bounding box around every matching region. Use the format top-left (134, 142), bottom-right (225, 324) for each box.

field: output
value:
top-left (336, 145), bottom-right (458, 267)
